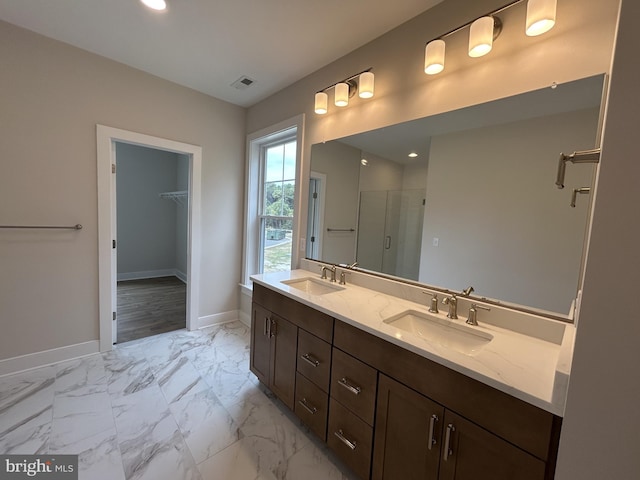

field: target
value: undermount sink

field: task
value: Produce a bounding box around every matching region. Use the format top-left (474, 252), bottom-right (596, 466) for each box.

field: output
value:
top-left (281, 277), bottom-right (345, 296)
top-left (383, 309), bottom-right (493, 355)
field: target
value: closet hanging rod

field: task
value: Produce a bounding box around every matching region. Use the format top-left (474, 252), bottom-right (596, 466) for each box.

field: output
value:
top-left (0, 224), bottom-right (83, 230)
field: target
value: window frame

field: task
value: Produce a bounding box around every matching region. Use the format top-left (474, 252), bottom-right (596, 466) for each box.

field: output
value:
top-left (243, 115), bottom-right (304, 286)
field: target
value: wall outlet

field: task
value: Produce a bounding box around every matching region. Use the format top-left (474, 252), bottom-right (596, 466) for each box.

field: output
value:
top-left (432, 237), bottom-right (439, 247)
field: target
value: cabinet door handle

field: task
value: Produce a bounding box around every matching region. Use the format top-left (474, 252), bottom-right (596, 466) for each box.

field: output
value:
top-left (338, 377), bottom-right (362, 395)
top-left (443, 423), bottom-right (455, 461)
top-left (300, 353), bottom-right (320, 367)
top-left (264, 317), bottom-right (270, 336)
top-left (297, 398), bottom-right (318, 415)
top-left (334, 429), bottom-right (357, 450)
top-left (428, 414), bottom-right (439, 450)
top-left (269, 319), bottom-right (277, 337)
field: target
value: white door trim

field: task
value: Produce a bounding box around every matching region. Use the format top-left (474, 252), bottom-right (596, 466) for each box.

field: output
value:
top-left (96, 125), bottom-right (202, 352)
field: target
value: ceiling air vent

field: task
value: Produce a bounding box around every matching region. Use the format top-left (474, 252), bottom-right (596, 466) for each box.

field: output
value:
top-left (231, 76), bottom-right (255, 90)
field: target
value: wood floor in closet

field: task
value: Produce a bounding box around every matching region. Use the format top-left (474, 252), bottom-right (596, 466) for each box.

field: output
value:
top-left (117, 276), bottom-right (186, 344)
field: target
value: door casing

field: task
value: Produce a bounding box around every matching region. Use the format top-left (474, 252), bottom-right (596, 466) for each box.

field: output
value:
top-left (96, 125), bottom-right (202, 351)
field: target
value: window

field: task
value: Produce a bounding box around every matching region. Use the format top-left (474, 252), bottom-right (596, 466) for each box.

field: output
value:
top-left (243, 115), bottom-right (304, 285)
top-left (260, 140), bottom-right (296, 273)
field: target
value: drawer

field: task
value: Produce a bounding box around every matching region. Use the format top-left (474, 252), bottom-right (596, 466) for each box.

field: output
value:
top-left (331, 348), bottom-right (378, 426)
top-left (294, 372), bottom-right (329, 441)
top-left (327, 397), bottom-right (373, 480)
top-left (297, 329), bottom-right (332, 391)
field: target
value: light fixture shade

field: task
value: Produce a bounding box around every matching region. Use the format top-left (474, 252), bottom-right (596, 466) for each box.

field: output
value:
top-left (526, 0), bottom-right (557, 36)
top-left (469, 16), bottom-right (495, 58)
top-left (140, 0), bottom-right (167, 10)
top-left (358, 72), bottom-right (375, 99)
top-left (424, 39), bottom-right (446, 75)
top-left (315, 92), bottom-right (328, 114)
top-left (335, 82), bottom-right (349, 107)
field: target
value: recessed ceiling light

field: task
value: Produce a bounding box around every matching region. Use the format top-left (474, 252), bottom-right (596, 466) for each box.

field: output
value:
top-left (408, 152), bottom-right (418, 158)
top-left (140, 0), bottom-right (167, 11)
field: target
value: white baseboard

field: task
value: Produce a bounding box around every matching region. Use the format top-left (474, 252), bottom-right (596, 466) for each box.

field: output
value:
top-left (238, 311), bottom-right (250, 327)
top-left (197, 310), bottom-right (239, 329)
top-left (117, 269), bottom-right (179, 282)
top-left (0, 341), bottom-right (100, 378)
top-left (175, 269), bottom-right (187, 284)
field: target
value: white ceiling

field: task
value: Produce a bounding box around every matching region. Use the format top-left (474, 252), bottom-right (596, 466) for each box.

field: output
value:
top-left (0, 0), bottom-right (443, 107)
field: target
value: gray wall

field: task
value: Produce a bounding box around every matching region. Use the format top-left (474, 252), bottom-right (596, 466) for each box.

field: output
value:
top-left (0, 19), bottom-right (245, 360)
top-left (116, 143), bottom-right (187, 279)
top-left (419, 107), bottom-right (599, 313)
top-left (556, 1), bottom-right (640, 477)
top-left (246, 0), bottom-right (629, 475)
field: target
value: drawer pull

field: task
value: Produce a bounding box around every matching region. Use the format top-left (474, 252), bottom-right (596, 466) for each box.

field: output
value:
top-left (298, 398), bottom-right (318, 415)
top-left (428, 414), bottom-right (439, 450)
top-left (334, 429), bottom-right (357, 450)
top-left (338, 377), bottom-right (362, 395)
top-left (443, 423), bottom-right (455, 461)
top-left (300, 353), bottom-right (320, 368)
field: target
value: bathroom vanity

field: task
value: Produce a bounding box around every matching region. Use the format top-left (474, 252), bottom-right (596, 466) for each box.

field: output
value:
top-left (250, 269), bottom-right (572, 479)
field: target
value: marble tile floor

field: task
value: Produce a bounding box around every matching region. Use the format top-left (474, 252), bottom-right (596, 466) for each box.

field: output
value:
top-left (0, 322), bottom-right (357, 480)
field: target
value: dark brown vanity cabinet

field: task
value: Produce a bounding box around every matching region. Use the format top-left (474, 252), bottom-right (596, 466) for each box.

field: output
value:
top-left (251, 283), bottom-right (335, 433)
top-left (373, 375), bottom-right (547, 480)
top-left (437, 410), bottom-right (546, 480)
top-left (373, 374), bottom-right (444, 480)
top-left (249, 303), bottom-right (297, 409)
top-left (335, 320), bottom-right (561, 480)
top-left (250, 285), bottom-right (561, 480)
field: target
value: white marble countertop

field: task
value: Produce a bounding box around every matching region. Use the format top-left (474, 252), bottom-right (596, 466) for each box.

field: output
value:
top-left (251, 269), bottom-right (576, 416)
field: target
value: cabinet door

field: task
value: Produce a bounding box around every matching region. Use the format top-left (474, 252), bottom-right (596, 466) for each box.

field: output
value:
top-left (372, 374), bottom-right (444, 480)
top-left (250, 303), bottom-right (271, 385)
top-left (439, 410), bottom-right (546, 480)
top-left (269, 314), bottom-right (298, 409)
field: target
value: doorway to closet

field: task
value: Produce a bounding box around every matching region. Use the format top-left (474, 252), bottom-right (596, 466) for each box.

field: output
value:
top-left (96, 125), bottom-right (202, 352)
top-left (115, 143), bottom-right (189, 343)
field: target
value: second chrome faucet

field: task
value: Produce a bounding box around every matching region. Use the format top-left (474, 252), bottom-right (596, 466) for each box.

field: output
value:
top-left (320, 265), bottom-right (337, 282)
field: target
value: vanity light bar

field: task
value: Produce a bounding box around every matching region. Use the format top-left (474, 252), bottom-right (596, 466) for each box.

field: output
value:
top-left (314, 68), bottom-right (374, 115)
top-left (424, 0), bottom-right (556, 75)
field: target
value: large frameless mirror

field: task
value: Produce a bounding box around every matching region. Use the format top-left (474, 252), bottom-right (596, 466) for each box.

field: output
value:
top-left (307, 74), bottom-right (606, 318)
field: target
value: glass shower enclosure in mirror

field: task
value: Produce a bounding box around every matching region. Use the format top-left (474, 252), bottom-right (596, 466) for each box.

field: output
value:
top-left (306, 75), bottom-right (606, 317)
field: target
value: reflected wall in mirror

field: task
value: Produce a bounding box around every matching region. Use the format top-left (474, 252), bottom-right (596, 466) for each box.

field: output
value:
top-left (307, 75), bottom-right (606, 317)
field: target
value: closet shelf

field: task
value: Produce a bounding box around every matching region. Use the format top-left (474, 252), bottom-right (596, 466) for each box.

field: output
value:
top-left (159, 190), bottom-right (188, 205)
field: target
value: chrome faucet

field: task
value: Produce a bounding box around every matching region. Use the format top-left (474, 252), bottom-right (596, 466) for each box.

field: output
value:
top-left (329, 266), bottom-right (337, 282)
top-left (320, 265), bottom-right (330, 280)
top-left (321, 265), bottom-right (337, 282)
top-left (442, 294), bottom-right (458, 319)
